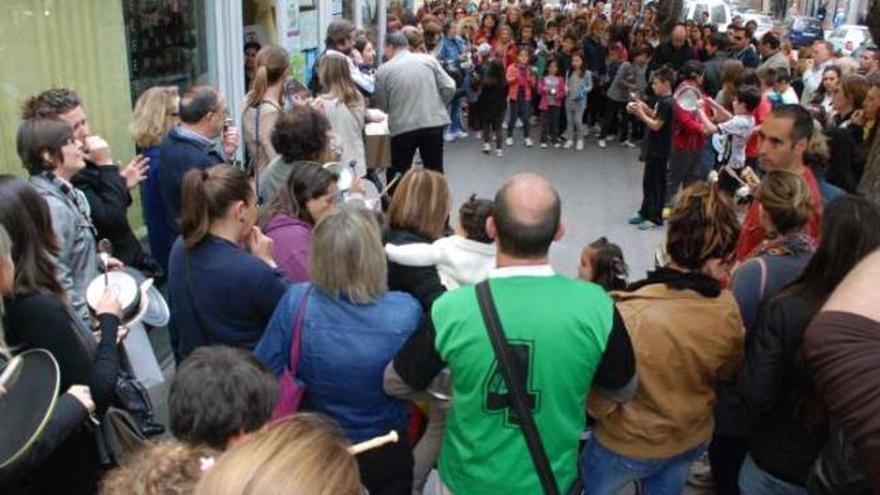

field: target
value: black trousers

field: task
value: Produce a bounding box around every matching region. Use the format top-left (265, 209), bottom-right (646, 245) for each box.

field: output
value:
top-left (541, 106), bottom-right (563, 143)
top-left (600, 99), bottom-right (627, 139)
top-left (356, 431), bottom-right (414, 495)
top-left (482, 111), bottom-right (505, 148)
top-left (708, 433), bottom-right (748, 495)
top-left (639, 155), bottom-right (668, 224)
top-left (389, 126), bottom-right (445, 180)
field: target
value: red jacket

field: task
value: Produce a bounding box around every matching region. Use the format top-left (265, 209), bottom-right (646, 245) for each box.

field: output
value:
top-left (672, 81), bottom-right (709, 152)
top-left (735, 166), bottom-right (823, 261)
top-left (746, 96), bottom-right (772, 158)
top-left (506, 64), bottom-right (535, 101)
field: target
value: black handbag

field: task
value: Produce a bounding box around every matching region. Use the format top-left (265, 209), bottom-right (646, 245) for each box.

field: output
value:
top-left (114, 369), bottom-right (164, 437)
top-left (475, 281), bottom-right (581, 495)
top-left (96, 406), bottom-right (151, 466)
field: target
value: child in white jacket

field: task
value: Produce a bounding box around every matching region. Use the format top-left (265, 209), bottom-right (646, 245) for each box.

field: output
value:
top-left (385, 195), bottom-right (496, 289)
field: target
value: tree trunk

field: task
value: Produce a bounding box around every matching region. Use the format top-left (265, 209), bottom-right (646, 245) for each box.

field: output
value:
top-left (657, 0), bottom-right (685, 39)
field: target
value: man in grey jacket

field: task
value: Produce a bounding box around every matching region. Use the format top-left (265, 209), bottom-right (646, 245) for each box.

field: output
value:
top-left (374, 31), bottom-right (456, 178)
top-left (756, 33), bottom-right (790, 80)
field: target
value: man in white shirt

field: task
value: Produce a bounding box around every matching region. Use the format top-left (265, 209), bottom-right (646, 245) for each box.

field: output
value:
top-left (801, 40), bottom-right (833, 105)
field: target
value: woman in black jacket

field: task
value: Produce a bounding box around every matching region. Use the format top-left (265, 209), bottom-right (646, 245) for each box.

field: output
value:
top-left (738, 196), bottom-right (880, 493)
top-left (0, 175), bottom-right (123, 494)
top-left (384, 169), bottom-right (451, 311)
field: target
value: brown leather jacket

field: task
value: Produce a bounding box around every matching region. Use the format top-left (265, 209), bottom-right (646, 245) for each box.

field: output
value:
top-left (589, 270), bottom-right (745, 458)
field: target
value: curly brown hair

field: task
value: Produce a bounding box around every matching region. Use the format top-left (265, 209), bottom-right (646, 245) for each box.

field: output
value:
top-left (270, 107), bottom-right (331, 163)
top-left (100, 442), bottom-right (218, 495)
top-left (666, 182), bottom-right (740, 271)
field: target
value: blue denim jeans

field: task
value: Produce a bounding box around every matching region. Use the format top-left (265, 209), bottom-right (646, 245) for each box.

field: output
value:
top-left (738, 454), bottom-right (808, 495)
top-left (580, 436), bottom-right (706, 495)
top-left (447, 99), bottom-right (462, 134)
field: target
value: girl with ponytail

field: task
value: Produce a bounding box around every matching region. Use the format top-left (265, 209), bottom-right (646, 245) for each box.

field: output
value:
top-left (582, 182), bottom-right (745, 494)
top-left (167, 164), bottom-right (287, 361)
top-left (242, 45), bottom-right (290, 175)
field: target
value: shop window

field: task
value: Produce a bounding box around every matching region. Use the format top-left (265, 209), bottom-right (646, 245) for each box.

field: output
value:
top-left (122, 0), bottom-right (211, 105)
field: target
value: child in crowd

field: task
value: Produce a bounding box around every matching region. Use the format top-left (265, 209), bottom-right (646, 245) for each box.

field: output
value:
top-left (627, 66), bottom-right (676, 229)
top-left (578, 237), bottom-right (629, 291)
top-left (506, 48), bottom-right (536, 147)
top-left (774, 70), bottom-right (800, 105)
top-left (538, 59), bottom-right (567, 148)
top-left (697, 85), bottom-right (761, 195)
top-left (565, 51), bottom-right (593, 150)
top-left (475, 56), bottom-right (509, 157)
top-left (100, 442), bottom-right (218, 495)
top-left (385, 195), bottom-right (496, 289)
top-left (601, 45), bottom-right (651, 148)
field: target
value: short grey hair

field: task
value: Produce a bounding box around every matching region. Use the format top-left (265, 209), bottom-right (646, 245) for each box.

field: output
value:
top-left (309, 204), bottom-right (387, 304)
top-left (385, 31), bottom-right (409, 49)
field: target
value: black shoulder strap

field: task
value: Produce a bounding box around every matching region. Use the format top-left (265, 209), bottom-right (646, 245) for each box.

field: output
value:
top-left (475, 280), bottom-right (560, 495)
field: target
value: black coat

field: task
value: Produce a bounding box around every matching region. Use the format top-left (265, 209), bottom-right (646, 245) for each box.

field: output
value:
top-left (385, 229), bottom-right (446, 311)
top-left (0, 394), bottom-right (90, 493)
top-left (3, 292), bottom-right (121, 493)
top-left (738, 290), bottom-right (828, 486)
top-left (72, 163), bottom-right (159, 276)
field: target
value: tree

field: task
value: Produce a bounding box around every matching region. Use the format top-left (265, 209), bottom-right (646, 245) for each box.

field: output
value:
top-left (655, 0), bottom-right (684, 39)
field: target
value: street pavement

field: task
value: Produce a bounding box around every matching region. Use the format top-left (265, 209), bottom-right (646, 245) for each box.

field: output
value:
top-left (442, 133), bottom-right (666, 282)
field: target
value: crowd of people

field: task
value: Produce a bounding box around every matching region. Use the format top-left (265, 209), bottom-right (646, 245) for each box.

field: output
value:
top-left (2, 0), bottom-right (880, 494)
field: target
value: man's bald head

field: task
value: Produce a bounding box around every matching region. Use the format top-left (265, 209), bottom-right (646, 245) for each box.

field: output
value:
top-left (492, 173), bottom-right (562, 258)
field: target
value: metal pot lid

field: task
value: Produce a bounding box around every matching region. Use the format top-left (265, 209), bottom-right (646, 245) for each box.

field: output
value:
top-left (0, 349), bottom-right (60, 468)
top-left (86, 271), bottom-right (140, 315)
top-left (141, 283), bottom-right (170, 328)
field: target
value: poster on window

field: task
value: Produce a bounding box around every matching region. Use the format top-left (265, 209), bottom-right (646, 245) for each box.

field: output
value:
top-left (299, 9), bottom-right (319, 50)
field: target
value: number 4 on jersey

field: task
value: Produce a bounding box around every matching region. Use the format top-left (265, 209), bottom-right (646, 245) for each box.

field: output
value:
top-left (482, 340), bottom-right (541, 428)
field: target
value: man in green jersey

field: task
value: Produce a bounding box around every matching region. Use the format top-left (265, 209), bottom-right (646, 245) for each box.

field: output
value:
top-left (385, 173), bottom-right (637, 494)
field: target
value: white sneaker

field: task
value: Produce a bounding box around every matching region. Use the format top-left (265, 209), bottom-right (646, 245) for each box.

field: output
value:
top-left (481, 143), bottom-right (491, 154)
top-left (563, 139), bottom-right (574, 149)
top-left (622, 140), bottom-right (637, 148)
top-left (524, 138), bottom-right (534, 147)
top-left (496, 149), bottom-right (504, 157)
top-left (540, 142), bottom-right (549, 149)
top-left (443, 132), bottom-right (456, 142)
top-left (576, 139), bottom-right (584, 151)
top-left (457, 130), bottom-right (469, 139)
top-left (506, 137), bottom-right (514, 146)
top-left (553, 142), bottom-right (562, 148)
top-left (606, 134), bottom-right (616, 142)
top-left (598, 138), bottom-right (607, 148)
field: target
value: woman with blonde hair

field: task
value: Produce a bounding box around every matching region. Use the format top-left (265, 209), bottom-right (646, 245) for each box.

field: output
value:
top-left (130, 85), bottom-right (180, 271)
top-left (583, 182), bottom-right (744, 494)
top-left (194, 414), bottom-right (361, 495)
top-left (166, 164), bottom-right (286, 361)
top-left (242, 44), bottom-right (290, 175)
top-left (317, 54), bottom-right (381, 178)
top-left (385, 168), bottom-right (452, 310)
top-left (255, 205), bottom-right (421, 495)
top-left (708, 170), bottom-right (816, 492)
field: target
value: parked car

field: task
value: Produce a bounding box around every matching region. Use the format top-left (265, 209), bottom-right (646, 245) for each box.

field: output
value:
top-left (827, 24), bottom-right (871, 55)
top-left (741, 11), bottom-right (774, 40)
top-left (681, 0), bottom-right (733, 32)
top-left (783, 16), bottom-right (825, 47)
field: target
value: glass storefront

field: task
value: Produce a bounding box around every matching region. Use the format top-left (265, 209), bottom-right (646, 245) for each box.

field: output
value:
top-left (122, 0), bottom-right (212, 104)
